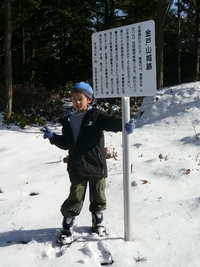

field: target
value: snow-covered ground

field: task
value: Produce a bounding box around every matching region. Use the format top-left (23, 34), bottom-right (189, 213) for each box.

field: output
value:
top-left (0, 82), bottom-right (200, 266)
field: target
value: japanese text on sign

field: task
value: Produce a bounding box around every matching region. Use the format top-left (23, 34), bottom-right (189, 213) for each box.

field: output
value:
top-left (92, 20), bottom-right (156, 98)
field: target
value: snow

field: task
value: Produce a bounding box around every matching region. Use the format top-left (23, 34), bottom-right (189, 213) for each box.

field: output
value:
top-left (0, 82), bottom-right (200, 267)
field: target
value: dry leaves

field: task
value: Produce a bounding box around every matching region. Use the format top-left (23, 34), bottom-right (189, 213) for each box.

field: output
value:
top-left (158, 153), bottom-right (168, 161)
top-left (29, 192), bottom-right (39, 196)
top-left (184, 169), bottom-right (191, 175)
top-left (63, 155), bottom-right (69, 163)
top-left (140, 180), bottom-right (149, 184)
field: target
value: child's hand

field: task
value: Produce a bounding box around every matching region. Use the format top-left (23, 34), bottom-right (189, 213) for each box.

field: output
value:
top-left (124, 119), bottom-right (135, 134)
top-left (40, 126), bottom-right (53, 139)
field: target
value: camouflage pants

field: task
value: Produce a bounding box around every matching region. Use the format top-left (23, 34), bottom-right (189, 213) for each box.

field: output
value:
top-left (60, 176), bottom-right (107, 217)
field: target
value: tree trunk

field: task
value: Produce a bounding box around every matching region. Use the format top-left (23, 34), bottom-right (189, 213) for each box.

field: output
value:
top-left (104, 0), bottom-right (109, 28)
top-left (177, 0), bottom-right (181, 83)
top-left (195, 0), bottom-right (200, 81)
top-left (22, 24), bottom-right (26, 83)
top-left (156, 0), bottom-right (164, 89)
top-left (31, 39), bottom-right (35, 84)
top-left (104, 0), bottom-right (116, 29)
top-left (59, 17), bottom-right (64, 86)
top-left (4, 0), bottom-right (13, 119)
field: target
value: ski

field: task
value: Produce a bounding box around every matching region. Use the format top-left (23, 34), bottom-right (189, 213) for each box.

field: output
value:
top-left (56, 232), bottom-right (88, 247)
top-left (56, 228), bottom-right (114, 265)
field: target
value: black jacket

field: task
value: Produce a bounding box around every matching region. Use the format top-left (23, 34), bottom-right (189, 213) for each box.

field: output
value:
top-left (50, 108), bottom-right (122, 178)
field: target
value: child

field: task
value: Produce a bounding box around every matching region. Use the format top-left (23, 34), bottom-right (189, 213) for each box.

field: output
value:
top-left (41, 82), bottom-right (134, 245)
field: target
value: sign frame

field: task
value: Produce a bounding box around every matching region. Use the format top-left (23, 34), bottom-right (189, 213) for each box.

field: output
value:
top-left (92, 20), bottom-right (157, 98)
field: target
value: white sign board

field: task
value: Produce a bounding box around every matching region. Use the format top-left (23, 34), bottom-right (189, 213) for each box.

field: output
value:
top-left (92, 20), bottom-right (157, 98)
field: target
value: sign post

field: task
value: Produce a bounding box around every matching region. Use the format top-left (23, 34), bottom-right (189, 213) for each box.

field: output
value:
top-left (122, 96), bottom-right (132, 241)
top-left (92, 20), bottom-right (157, 241)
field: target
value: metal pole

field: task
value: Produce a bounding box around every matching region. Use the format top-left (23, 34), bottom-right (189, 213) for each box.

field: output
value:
top-left (122, 96), bottom-right (133, 241)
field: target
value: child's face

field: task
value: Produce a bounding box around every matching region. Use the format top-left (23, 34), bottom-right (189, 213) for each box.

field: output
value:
top-left (71, 92), bottom-right (92, 113)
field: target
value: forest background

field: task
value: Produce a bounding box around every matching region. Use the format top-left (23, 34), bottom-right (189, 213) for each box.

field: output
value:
top-left (1, 0), bottom-right (200, 126)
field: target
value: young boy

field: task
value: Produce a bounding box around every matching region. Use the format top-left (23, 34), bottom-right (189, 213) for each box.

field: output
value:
top-left (41, 82), bottom-right (134, 244)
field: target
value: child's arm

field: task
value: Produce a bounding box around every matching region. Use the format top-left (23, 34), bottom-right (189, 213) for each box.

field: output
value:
top-left (41, 126), bottom-right (69, 150)
top-left (49, 133), bottom-right (69, 150)
top-left (97, 112), bottom-right (134, 134)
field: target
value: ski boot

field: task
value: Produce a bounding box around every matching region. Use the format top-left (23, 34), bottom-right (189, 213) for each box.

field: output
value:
top-left (57, 217), bottom-right (75, 245)
top-left (91, 212), bottom-right (107, 237)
